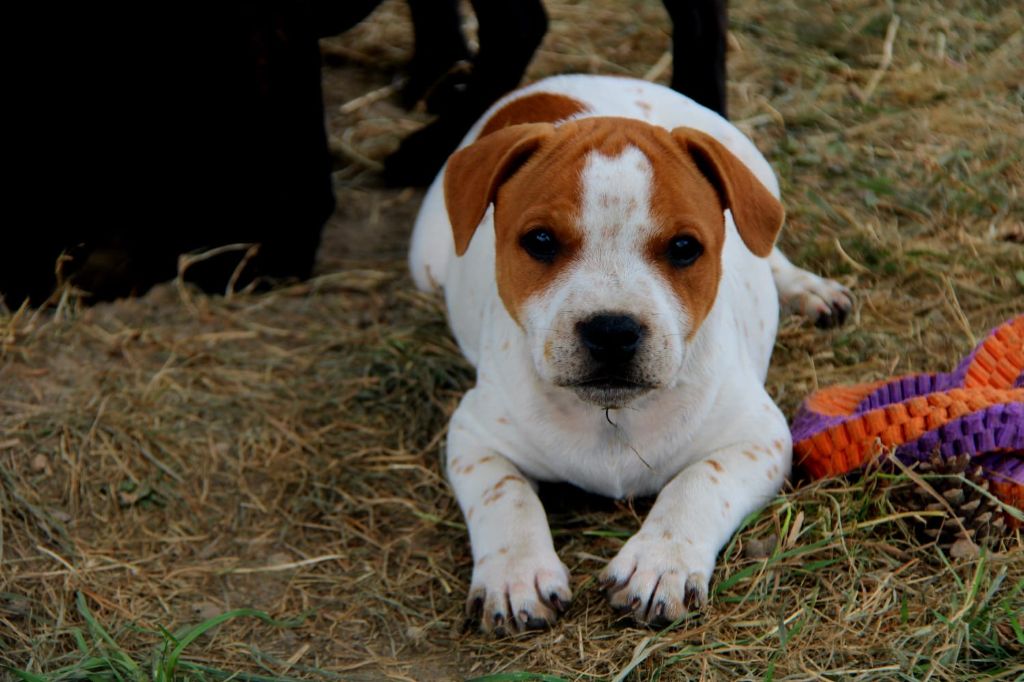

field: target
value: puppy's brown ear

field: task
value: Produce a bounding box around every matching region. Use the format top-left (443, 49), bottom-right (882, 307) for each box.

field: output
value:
top-left (671, 127), bottom-right (784, 257)
top-left (444, 123), bottom-right (556, 256)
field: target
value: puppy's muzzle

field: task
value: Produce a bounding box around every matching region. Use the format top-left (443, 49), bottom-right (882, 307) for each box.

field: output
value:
top-left (577, 314), bottom-right (645, 367)
top-left (570, 314), bottom-right (656, 406)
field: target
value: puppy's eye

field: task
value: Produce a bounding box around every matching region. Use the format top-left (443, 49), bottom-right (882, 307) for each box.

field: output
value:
top-left (666, 236), bottom-right (703, 268)
top-left (519, 228), bottom-right (560, 263)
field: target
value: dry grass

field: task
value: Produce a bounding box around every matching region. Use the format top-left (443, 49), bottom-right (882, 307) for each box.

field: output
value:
top-left (2, 0), bottom-right (1023, 679)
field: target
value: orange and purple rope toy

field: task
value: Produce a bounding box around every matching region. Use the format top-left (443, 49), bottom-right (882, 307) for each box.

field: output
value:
top-left (791, 315), bottom-right (1024, 521)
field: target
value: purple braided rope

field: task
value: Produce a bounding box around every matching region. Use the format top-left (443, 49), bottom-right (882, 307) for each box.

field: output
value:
top-left (894, 402), bottom-right (1024, 463)
top-left (852, 320), bottom-right (1016, 415)
top-left (974, 452), bottom-right (1024, 487)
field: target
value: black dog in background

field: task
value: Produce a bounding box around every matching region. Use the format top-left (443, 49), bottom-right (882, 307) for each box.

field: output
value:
top-left (382, 0), bottom-right (728, 186)
top-left (2, 1), bottom-right (726, 308)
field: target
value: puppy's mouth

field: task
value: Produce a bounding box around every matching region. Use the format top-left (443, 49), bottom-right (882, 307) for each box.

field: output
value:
top-left (563, 373), bottom-right (656, 407)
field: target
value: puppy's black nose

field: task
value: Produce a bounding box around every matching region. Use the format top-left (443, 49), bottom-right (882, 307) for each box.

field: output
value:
top-left (577, 315), bottom-right (645, 365)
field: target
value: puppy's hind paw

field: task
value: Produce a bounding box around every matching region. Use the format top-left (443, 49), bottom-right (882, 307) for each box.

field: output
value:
top-left (779, 271), bottom-right (853, 329)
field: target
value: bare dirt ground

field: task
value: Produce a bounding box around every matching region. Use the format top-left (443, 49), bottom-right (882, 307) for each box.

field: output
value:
top-left (2, 0), bottom-right (1022, 680)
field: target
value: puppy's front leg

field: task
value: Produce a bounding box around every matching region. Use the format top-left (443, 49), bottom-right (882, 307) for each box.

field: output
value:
top-left (601, 407), bottom-right (791, 625)
top-left (447, 402), bottom-right (572, 634)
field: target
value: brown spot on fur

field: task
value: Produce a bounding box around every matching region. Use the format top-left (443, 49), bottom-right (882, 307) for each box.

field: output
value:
top-left (477, 554), bottom-right (488, 566)
top-left (478, 456), bottom-right (496, 464)
top-left (772, 439), bottom-right (784, 451)
top-left (707, 459), bottom-right (723, 472)
top-left (492, 474), bottom-right (525, 492)
top-left (543, 339), bottom-right (554, 361)
top-left (483, 491), bottom-right (505, 505)
top-left (635, 100), bottom-right (652, 115)
top-left (480, 93), bottom-right (588, 138)
top-left (662, 530), bottom-right (673, 540)
top-left (462, 464), bottom-right (475, 475)
top-left (501, 340), bottom-right (510, 351)
top-left (724, 501), bottom-right (731, 509)
top-left (496, 417), bottom-right (510, 425)
top-left (466, 506), bottom-right (475, 520)
top-left (498, 546), bottom-right (509, 555)
top-left (743, 450), bottom-right (757, 461)
top-left (709, 475), bottom-right (720, 484)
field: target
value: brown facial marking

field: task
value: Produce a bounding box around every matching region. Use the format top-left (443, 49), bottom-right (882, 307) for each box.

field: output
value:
top-left (707, 459), bottom-right (724, 472)
top-left (455, 116), bottom-right (776, 329)
top-left (494, 117), bottom-right (719, 325)
top-left (445, 123), bottom-right (558, 259)
top-left (480, 93), bottom-right (588, 139)
top-left (634, 125), bottom-right (728, 336)
top-left (670, 127), bottom-right (784, 257)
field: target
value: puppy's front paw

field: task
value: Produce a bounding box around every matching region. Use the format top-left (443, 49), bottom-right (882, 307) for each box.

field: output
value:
top-left (600, 535), bottom-right (713, 627)
top-left (466, 547), bottom-right (572, 635)
top-left (779, 271), bottom-right (853, 329)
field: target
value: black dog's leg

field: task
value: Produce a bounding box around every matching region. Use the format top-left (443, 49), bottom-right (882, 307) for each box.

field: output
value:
top-left (384, 0), bottom-right (547, 187)
top-left (402, 0), bottom-right (471, 109)
top-left (664, 0), bottom-right (728, 118)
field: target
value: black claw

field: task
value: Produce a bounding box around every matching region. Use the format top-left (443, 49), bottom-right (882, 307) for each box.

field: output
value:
top-left (549, 593), bottom-right (569, 613)
top-left (466, 596), bottom-right (484, 619)
top-left (683, 588), bottom-right (707, 611)
top-left (834, 306), bottom-right (848, 326)
top-left (611, 600), bottom-right (633, 615)
top-left (524, 615), bottom-right (552, 630)
top-left (648, 613), bottom-right (675, 629)
top-left (491, 612), bottom-right (508, 637)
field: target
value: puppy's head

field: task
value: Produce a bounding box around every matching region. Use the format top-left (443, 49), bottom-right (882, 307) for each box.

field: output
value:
top-left (445, 117), bottom-right (783, 408)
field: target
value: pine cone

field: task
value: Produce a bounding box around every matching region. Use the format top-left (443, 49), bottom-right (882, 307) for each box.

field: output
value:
top-left (888, 451), bottom-right (1007, 550)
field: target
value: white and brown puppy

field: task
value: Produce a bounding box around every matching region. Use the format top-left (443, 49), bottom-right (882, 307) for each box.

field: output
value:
top-left (409, 75), bottom-right (851, 633)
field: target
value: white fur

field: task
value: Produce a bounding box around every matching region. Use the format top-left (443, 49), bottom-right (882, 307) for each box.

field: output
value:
top-left (409, 75), bottom-right (850, 632)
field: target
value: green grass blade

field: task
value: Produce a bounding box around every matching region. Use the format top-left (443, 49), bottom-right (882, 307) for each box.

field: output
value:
top-left (5, 668), bottom-right (47, 682)
top-left (158, 608), bottom-right (305, 678)
top-left (467, 674), bottom-right (571, 682)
